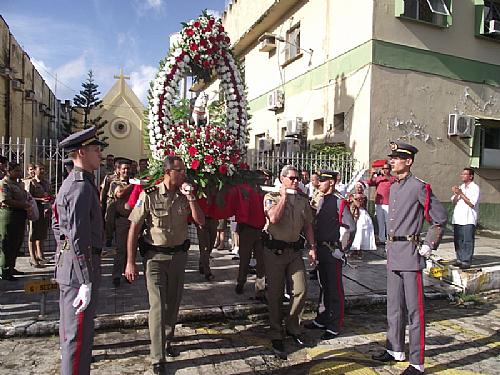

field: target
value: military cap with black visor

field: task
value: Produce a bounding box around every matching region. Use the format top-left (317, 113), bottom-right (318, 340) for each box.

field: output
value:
top-left (318, 169), bottom-right (339, 182)
top-left (387, 141), bottom-right (418, 159)
top-left (59, 126), bottom-right (106, 151)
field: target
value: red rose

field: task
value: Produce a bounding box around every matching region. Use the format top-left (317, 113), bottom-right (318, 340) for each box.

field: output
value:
top-left (200, 39), bottom-right (208, 47)
top-left (186, 28), bottom-right (194, 37)
top-left (190, 43), bottom-right (198, 51)
top-left (218, 25), bottom-right (224, 32)
top-left (194, 54), bottom-right (201, 61)
top-left (229, 154), bottom-right (239, 164)
top-left (191, 159), bottom-right (200, 170)
top-left (208, 19), bottom-right (215, 26)
top-left (202, 60), bottom-right (211, 68)
top-left (239, 162), bottom-right (249, 170)
top-left (169, 150), bottom-right (176, 156)
top-left (225, 36), bottom-right (230, 44)
top-left (188, 146), bottom-right (198, 157)
top-left (193, 21), bottom-right (201, 28)
top-left (219, 164), bottom-right (228, 175)
top-left (204, 155), bottom-right (214, 164)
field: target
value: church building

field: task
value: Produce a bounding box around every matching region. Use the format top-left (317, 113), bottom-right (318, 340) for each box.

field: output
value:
top-left (94, 69), bottom-right (147, 162)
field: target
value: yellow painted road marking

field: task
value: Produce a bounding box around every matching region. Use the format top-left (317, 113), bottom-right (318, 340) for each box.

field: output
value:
top-left (435, 320), bottom-right (500, 349)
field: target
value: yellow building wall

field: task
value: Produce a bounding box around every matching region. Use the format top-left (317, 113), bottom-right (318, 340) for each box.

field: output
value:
top-left (22, 55), bottom-right (34, 140)
top-left (94, 78), bottom-right (147, 162)
top-left (0, 18), bottom-right (9, 137)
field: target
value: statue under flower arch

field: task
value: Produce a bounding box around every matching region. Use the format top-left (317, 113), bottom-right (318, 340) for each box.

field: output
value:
top-left (147, 11), bottom-right (249, 184)
top-left (144, 11), bottom-right (263, 221)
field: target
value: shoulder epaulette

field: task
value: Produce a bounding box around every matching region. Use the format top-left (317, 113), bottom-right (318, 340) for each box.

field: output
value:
top-left (73, 171), bottom-right (84, 181)
top-left (414, 176), bottom-right (428, 185)
top-left (145, 185), bottom-right (158, 194)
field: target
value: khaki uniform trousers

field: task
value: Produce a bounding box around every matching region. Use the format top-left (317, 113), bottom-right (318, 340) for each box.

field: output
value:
top-left (237, 225), bottom-right (265, 290)
top-left (112, 216), bottom-right (130, 279)
top-left (196, 218), bottom-right (218, 276)
top-left (146, 250), bottom-right (188, 364)
top-left (104, 201), bottom-right (116, 245)
top-left (263, 247), bottom-right (307, 340)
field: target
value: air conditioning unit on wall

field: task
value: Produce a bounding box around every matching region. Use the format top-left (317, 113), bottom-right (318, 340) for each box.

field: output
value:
top-left (259, 34), bottom-right (277, 52)
top-left (489, 19), bottom-right (500, 34)
top-left (267, 90), bottom-right (284, 111)
top-left (11, 80), bottom-right (22, 91)
top-left (448, 114), bottom-right (475, 138)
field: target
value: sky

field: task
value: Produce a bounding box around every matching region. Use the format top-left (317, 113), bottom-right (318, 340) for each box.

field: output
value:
top-left (1, 0), bottom-right (227, 104)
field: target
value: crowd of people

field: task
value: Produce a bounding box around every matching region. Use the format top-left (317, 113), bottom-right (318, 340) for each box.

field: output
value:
top-left (0, 126), bottom-right (483, 375)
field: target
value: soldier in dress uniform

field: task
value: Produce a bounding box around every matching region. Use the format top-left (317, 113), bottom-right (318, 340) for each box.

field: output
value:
top-left (52, 126), bottom-right (105, 375)
top-left (108, 158), bottom-right (134, 287)
top-left (125, 155), bottom-right (204, 375)
top-left (263, 165), bottom-right (316, 359)
top-left (372, 142), bottom-right (448, 375)
top-left (304, 170), bottom-right (356, 339)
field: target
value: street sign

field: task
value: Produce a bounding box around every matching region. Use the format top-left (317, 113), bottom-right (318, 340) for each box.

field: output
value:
top-left (24, 279), bottom-right (58, 294)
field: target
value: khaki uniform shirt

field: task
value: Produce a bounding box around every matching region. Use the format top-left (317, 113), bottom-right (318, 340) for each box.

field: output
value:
top-left (264, 192), bottom-right (313, 243)
top-left (110, 178), bottom-right (131, 217)
top-left (129, 182), bottom-right (190, 247)
top-left (0, 177), bottom-right (27, 207)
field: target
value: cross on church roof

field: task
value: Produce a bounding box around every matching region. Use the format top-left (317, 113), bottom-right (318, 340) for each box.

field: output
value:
top-left (114, 68), bottom-right (130, 82)
top-left (114, 68), bottom-right (130, 95)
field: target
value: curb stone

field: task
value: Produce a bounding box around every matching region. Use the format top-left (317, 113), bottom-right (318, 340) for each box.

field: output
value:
top-left (0, 290), bottom-right (452, 338)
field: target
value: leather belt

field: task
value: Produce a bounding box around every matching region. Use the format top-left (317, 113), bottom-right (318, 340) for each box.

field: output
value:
top-left (388, 235), bottom-right (420, 242)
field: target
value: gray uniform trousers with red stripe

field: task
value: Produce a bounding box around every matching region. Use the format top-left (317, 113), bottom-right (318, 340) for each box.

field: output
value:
top-left (59, 254), bottom-right (101, 375)
top-left (315, 245), bottom-right (344, 333)
top-left (386, 269), bottom-right (425, 365)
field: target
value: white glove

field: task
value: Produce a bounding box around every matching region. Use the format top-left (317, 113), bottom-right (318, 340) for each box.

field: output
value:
top-left (73, 283), bottom-right (92, 314)
top-left (419, 244), bottom-right (432, 258)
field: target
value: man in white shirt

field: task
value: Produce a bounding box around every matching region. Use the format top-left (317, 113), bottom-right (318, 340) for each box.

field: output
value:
top-left (451, 168), bottom-right (480, 269)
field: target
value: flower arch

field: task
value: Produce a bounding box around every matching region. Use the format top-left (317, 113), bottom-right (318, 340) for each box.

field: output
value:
top-left (147, 11), bottom-right (249, 186)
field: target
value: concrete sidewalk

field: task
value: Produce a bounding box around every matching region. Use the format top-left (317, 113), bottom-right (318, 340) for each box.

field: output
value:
top-left (1, 233), bottom-right (499, 337)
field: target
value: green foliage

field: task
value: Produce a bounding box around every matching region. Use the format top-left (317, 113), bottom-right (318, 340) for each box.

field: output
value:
top-left (207, 99), bottom-right (226, 126)
top-left (309, 143), bottom-right (352, 157)
top-left (72, 70), bottom-right (108, 146)
top-left (172, 99), bottom-right (191, 123)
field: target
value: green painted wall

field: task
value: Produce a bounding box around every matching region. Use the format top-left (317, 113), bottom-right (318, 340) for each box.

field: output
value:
top-left (442, 202), bottom-right (500, 230)
top-left (372, 40), bottom-right (500, 87)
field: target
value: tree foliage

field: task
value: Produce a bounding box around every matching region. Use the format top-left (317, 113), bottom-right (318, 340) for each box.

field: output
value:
top-left (72, 70), bottom-right (108, 146)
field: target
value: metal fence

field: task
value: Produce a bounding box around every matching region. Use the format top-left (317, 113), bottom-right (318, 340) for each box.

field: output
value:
top-left (0, 137), bottom-right (68, 255)
top-left (0, 137), bottom-right (67, 194)
top-left (247, 149), bottom-right (357, 184)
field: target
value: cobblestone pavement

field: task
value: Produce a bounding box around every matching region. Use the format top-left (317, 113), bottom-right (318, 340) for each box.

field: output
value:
top-left (1, 293), bottom-right (499, 375)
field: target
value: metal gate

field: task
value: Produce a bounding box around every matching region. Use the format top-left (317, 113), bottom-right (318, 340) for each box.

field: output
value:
top-left (0, 137), bottom-right (66, 255)
top-left (247, 149), bottom-right (357, 184)
top-left (0, 137), bottom-right (66, 194)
